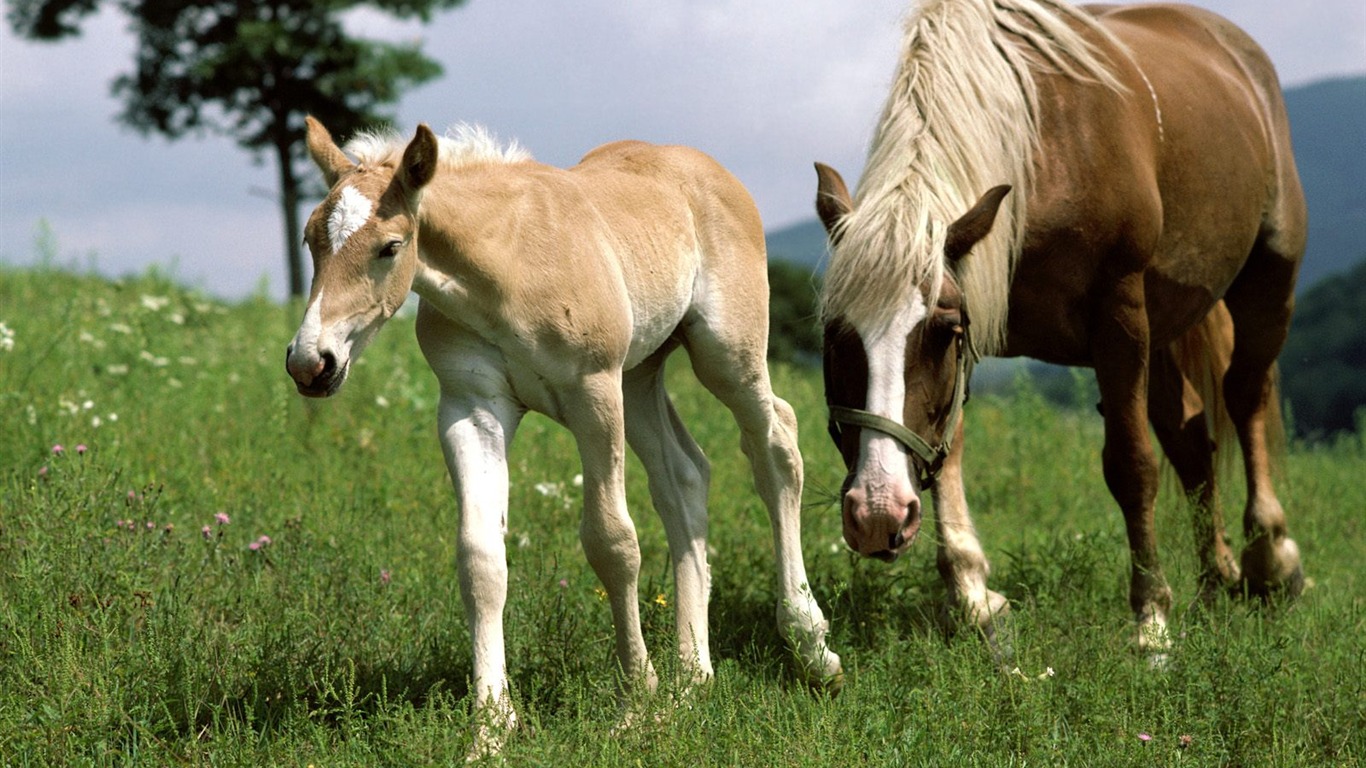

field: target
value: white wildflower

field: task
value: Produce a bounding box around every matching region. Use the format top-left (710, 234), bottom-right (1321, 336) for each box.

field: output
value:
top-left (106, 364), bottom-right (129, 376)
top-left (91, 415), bottom-right (102, 429)
top-left (168, 312), bottom-right (185, 325)
top-left (572, 474), bottom-right (583, 487)
top-left (375, 395), bottom-right (390, 408)
top-left (109, 323), bottom-right (133, 335)
top-left (139, 350), bottom-right (169, 367)
top-left (140, 294), bottom-right (170, 312)
top-left (534, 481), bottom-right (562, 497)
top-left (0, 322), bottom-right (13, 352)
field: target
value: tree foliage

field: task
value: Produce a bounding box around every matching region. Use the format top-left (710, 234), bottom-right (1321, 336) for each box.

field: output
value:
top-left (7, 0), bottom-right (466, 297)
top-left (1279, 256), bottom-right (1366, 439)
top-left (767, 260), bottom-right (822, 366)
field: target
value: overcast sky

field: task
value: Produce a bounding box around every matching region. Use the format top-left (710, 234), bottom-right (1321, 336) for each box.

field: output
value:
top-left (2, 1), bottom-right (1362, 299)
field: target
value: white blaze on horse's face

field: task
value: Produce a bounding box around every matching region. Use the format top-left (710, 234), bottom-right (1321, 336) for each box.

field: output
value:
top-left (286, 177), bottom-right (418, 397)
top-left (842, 293), bottom-right (929, 560)
top-left (286, 119), bottom-right (439, 398)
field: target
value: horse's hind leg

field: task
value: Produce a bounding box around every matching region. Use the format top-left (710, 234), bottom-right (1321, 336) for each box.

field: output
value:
top-left (683, 324), bottom-right (843, 689)
top-left (1222, 238), bottom-right (1304, 598)
top-left (1148, 336), bottom-right (1241, 602)
top-left (623, 355), bottom-right (714, 684)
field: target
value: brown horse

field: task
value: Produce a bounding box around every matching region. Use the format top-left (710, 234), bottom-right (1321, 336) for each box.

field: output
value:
top-left (814, 0), bottom-right (1305, 656)
top-left (286, 119), bottom-right (842, 754)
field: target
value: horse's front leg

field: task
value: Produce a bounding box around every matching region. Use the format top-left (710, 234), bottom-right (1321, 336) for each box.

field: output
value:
top-left (565, 370), bottom-right (658, 706)
top-left (436, 391), bottom-right (524, 755)
top-left (931, 419), bottom-right (1010, 654)
top-left (1093, 276), bottom-right (1173, 661)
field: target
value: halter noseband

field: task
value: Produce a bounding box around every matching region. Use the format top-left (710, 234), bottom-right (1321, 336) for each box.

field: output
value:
top-left (827, 299), bottom-right (978, 489)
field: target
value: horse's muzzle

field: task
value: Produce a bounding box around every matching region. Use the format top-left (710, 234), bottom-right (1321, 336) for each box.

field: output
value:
top-left (841, 478), bottom-right (922, 561)
top-left (286, 346), bottom-right (346, 398)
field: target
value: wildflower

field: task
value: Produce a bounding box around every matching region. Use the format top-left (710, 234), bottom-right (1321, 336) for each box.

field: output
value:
top-left (1138, 732), bottom-right (1152, 743)
top-left (106, 364), bottom-right (129, 376)
top-left (75, 444), bottom-right (87, 455)
top-left (249, 540), bottom-right (261, 551)
top-left (162, 523), bottom-right (174, 533)
top-left (1179, 735), bottom-right (1192, 749)
top-left (140, 294), bottom-right (170, 311)
top-left (91, 416), bottom-right (102, 428)
top-left (375, 395), bottom-right (390, 408)
top-left (572, 474), bottom-right (583, 487)
top-left (146, 521), bottom-right (155, 530)
top-left (559, 579), bottom-right (568, 589)
top-left (653, 593), bottom-right (668, 608)
top-left (594, 587), bottom-right (607, 602)
top-left (380, 569), bottom-right (392, 585)
top-left (108, 322), bottom-right (133, 335)
top-left (201, 525), bottom-right (212, 539)
top-left (249, 534), bottom-right (272, 551)
top-left (214, 512), bottom-right (231, 525)
top-left (38, 466), bottom-right (48, 478)
top-left (534, 481), bottom-right (560, 497)
top-left (51, 444), bottom-right (64, 456)
top-left (1, 321), bottom-right (16, 351)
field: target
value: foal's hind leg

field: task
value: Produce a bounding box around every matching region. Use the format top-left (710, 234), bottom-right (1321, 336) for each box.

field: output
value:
top-left (1222, 243), bottom-right (1304, 598)
top-left (1148, 342), bottom-right (1241, 601)
top-left (684, 328), bottom-right (843, 688)
top-left (623, 355), bottom-right (714, 684)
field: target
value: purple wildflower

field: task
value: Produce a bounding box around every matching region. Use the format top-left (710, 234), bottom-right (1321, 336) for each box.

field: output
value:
top-left (214, 512), bottom-right (230, 525)
top-left (51, 444), bottom-right (64, 456)
top-left (75, 444), bottom-right (87, 455)
top-left (201, 525), bottom-right (212, 539)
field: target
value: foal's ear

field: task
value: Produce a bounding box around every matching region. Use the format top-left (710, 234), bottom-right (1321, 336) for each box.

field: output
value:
top-left (945, 185), bottom-right (1012, 263)
top-left (398, 124), bottom-right (440, 197)
top-left (305, 116), bottom-right (355, 187)
top-left (814, 162), bottom-right (853, 241)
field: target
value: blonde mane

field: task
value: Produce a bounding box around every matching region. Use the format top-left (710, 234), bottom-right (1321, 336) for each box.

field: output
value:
top-left (343, 123), bottom-right (532, 170)
top-left (819, 0), bottom-right (1124, 354)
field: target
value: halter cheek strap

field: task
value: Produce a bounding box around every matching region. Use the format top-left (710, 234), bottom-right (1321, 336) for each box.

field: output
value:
top-left (827, 311), bottom-right (977, 488)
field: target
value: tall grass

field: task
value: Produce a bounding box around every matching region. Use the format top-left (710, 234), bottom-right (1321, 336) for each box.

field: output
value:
top-left (1, 264), bottom-right (1362, 766)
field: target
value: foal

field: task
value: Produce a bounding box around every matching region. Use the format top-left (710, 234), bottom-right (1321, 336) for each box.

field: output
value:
top-left (285, 117), bottom-right (841, 751)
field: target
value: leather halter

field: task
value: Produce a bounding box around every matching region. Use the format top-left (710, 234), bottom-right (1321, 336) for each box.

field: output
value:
top-left (827, 296), bottom-right (978, 489)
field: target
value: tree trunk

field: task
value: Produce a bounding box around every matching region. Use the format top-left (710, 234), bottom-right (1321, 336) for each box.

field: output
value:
top-left (275, 137), bottom-right (305, 298)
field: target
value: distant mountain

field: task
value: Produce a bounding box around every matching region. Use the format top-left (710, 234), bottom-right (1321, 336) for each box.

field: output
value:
top-left (765, 76), bottom-right (1366, 292)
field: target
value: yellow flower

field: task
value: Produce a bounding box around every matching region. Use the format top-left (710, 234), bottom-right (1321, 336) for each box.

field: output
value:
top-left (653, 593), bottom-right (668, 608)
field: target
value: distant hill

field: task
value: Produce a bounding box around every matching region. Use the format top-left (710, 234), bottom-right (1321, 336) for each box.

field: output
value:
top-left (766, 76), bottom-right (1366, 292)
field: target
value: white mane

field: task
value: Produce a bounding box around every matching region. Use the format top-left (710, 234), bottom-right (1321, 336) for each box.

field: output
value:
top-left (343, 123), bottom-right (532, 170)
top-left (819, 0), bottom-right (1124, 354)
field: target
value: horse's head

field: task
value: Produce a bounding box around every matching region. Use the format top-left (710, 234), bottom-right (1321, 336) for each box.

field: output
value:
top-left (285, 117), bottom-right (439, 397)
top-left (813, 162), bottom-right (1010, 560)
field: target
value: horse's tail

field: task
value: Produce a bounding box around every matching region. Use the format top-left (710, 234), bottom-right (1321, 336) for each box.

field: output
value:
top-left (1172, 301), bottom-right (1285, 479)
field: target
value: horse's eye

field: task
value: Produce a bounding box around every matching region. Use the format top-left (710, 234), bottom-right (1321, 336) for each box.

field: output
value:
top-left (379, 240), bottom-right (402, 259)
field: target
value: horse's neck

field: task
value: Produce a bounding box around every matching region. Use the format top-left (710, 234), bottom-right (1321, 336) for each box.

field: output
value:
top-left (409, 171), bottom-right (510, 327)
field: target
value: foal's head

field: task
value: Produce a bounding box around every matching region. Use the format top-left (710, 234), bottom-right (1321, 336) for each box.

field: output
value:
top-left (285, 117), bottom-right (438, 397)
top-left (814, 163), bottom-right (1010, 560)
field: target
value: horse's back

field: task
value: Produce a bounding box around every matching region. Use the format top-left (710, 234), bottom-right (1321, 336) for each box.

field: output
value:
top-left (571, 141), bottom-right (773, 363)
top-left (1012, 3), bottom-right (1304, 358)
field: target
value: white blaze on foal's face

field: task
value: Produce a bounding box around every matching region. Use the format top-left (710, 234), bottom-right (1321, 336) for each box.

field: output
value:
top-left (284, 120), bottom-right (439, 397)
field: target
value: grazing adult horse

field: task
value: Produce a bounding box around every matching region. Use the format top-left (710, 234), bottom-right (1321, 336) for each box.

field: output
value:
top-left (285, 117), bottom-right (841, 750)
top-left (814, 0), bottom-right (1305, 655)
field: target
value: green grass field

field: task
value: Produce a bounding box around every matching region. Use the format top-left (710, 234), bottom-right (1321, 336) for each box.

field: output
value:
top-left (2, 265), bottom-right (1363, 766)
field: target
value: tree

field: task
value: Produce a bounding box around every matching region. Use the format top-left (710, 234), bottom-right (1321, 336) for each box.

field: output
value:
top-left (7, 0), bottom-right (466, 297)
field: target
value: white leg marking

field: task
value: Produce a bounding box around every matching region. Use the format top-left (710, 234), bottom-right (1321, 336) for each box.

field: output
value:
top-left (438, 391), bottom-right (522, 752)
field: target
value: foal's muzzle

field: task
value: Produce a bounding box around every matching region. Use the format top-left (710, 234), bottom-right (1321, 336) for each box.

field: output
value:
top-left (286, 345), bottom-right (347, 398)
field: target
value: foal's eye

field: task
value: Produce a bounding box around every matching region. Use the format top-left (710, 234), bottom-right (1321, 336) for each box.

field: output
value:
top-left (379, 240), bottom-right (402, 259)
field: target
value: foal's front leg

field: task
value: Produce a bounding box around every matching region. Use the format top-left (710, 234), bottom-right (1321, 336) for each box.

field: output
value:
top-left (437, 392), bottom-right (524, 754)
top-left (566, 371), bottom-right (658, 704)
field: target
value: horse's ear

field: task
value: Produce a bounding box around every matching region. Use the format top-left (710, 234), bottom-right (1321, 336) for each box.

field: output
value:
top-left (814, 162), bottom-right (853, 241)
top-left (945, 185), bottom-right (1012, 263)
top-left (399, 124), bottom-right (440, 196)
top-left (305, 116), bottom-right (354, 187)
